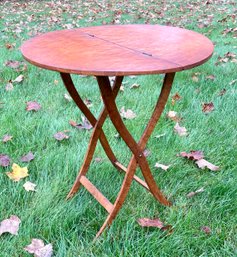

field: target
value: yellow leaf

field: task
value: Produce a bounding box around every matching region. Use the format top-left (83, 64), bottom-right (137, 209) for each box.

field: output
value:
top-left (6, 163), bottom-right (29, 182)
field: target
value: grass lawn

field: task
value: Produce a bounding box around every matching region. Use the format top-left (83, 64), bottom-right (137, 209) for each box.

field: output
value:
top-left (0, 0), bottom-right (236, 256)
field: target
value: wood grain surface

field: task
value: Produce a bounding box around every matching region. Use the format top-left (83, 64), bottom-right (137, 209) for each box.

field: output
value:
top-left (21, 24), bottom-right (214, 76)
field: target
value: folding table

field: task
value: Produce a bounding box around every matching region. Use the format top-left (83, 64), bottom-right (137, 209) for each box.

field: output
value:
top-left (21, 24), bottom-right (213, 237)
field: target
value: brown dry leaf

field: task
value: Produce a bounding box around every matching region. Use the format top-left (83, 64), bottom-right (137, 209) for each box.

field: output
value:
top-left (13, 74), bottom-right (24, 83)
top-left (206, 74), bottom-right (215, 80)
top-left (174, 123), bottom-right (187, 136)
top-left (6, 163), bottom-right (29, 182)
top-left (64, 93), bottom-right (72, 102)
top-left (120, 107), bottom-right (136, 119)
top-left (0, 215), bottom-right (21, 236)
top-left (2, 134), bottom-right (13, 143)
top-left (0, 154), bottom-right (11, 167)
top-left (26, 101), bottom-right (41, 112)
top-left (130, 83), bottom-right (140, 89)
top-left (196, 159), bottom-right (219, 171)
top-left (187, 187), bottom-right (205, 198)
top-left (24, 239), bottom-right (53, 257)
top-left (69, 116), bottom-right (93, 130)
top-left (180, 150), bottom-right (204, 160)
top-left (137, 218), bottom-right (172, 231)
top-left (192, 75), bottom-right (199, 82)
top-left (155, 163), bottom-right (170, 171)
top-left (21, 152), bottom-right (35, 163)
top-left (23, 181), bottom-right (37, 192)
top-left (202, 102), bottom-right (214, 113)
top-left (54, 132), bottom-right (70, 141)
top-left (5, 60), bottom-right (21, 69)
top-left (5, 82), bottom-right (14, 91)
top-left (201, 226), bottom-right (212, 234)
top-left (167, 111), bottom-right (181, 122)
top-left (171, 92), bottom-right (181, 105)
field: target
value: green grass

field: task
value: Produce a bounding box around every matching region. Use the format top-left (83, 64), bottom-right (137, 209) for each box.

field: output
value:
top-left (0, 0), bottom-right (236, 256)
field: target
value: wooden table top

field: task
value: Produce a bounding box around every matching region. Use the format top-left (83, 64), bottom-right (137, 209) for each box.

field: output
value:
top-left (21, 24), bottom-right (214, 76)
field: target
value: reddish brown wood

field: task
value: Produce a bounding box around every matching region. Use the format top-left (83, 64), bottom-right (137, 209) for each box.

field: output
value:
top-left (21, 25), bottom-right (213, 76)
top-left (95, 73), bottom-right (174, 237)
top-left (21, 24), bottom-right (214, 238)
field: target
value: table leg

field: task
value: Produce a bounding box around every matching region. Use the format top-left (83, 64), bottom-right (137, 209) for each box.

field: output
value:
top-left (96, 73), bottom-right (175, 237)
top-left (60, 73), bottom-right (124, 198)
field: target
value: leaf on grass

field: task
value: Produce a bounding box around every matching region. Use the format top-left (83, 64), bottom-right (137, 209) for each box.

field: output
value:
top-left (229, 79), bottom-right (237, 86)
top-left (218, 89), bottom-right (226, 96)
top-left (94, 157), bottom-right (104, 163)
top-left (171, 92), bottom-right (181, 105)
top-left (202, 102), bottom-right (214, 113)
top-left (5, 82), bottom-right (14, 91)
top-left (179, 150), bottom-right (204, 160)
top-left (130, 83), bottom-right (140, 89)
top-left (5, 60), bottom-right (21, 69)
top-left (143, 149), bottom-right (151, 157)
top-left (154, 133), bottom-right (166, 139)
top-left (54, 132), bottom-right (69, 141)
top-left (6, 163), bottom-right (29, 182)
top-left (206, 74), bottom-right (215, 80)
top-left (64, 93), bottom-right (72, 102)
top-left (0, 215), bottom-right (21, 236)
top-left (201, 226), bottom-right (212, 234)
top-left (174, 123), bottom-right (187, 136)
top-left (187, 187), bottom-right (205, 198)
top-left (120, 107), bottom-right (136, 119)
top-left (21, 152), bottom-right (35, 162)
top-left (2, 134), bottom-right (13, 143)
top-left (155, 163), bottom-right (170, 171)
top-left (137, 218), bottom-right (172, 231)
top-left (84, 98), bottom-right (92, 108)
top-left (24, 239), bottom-right (53, 257)
top-left (23, 181), bottom-right (37, 192)
top-left (13, 75), bottom-right (24, 83)
top-left (0, 154), bottom-right (11, 167)
top-left (167, 111), bottom-right (181, 122)
top-left (196, 159), bottom-right (219, 171)
top-left (69, 117), bottom-right (92, 130)
top-left (26, 101), bottom-right (41, 112)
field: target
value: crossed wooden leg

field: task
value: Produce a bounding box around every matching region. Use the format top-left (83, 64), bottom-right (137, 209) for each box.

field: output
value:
top-left (60, 72), bottom-right (175, 238)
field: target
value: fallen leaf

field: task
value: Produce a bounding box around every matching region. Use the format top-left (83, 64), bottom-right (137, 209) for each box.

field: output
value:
top-left (54, 132), bottom-right (70, 141)
top-left (24, 239), bottom-right (53, 257)
top-left (206, 74), bottom-right (215, 80)
top-left (196, 159), bottom-right (219, 171)
top-left (201, 226), bottom-right (212, 234)
top-left (174, 123), bottom-right (187, 136)
top-left (154, 133), bottom-right (166, 139)
top-left (192, 75), bottom-right (199, 82)
top-left (84, 98), bottom-right (92, 108)
top-left (0, 154), bottom-right (11, 167)
top-left (69, 117), bottom-right (93, 130)
top-left (130, 83), bottom-right (140, 89)
top-left (2, 134), bottom-right (13, 143)
top-left (218, 89), bottom-right (226, 96)
top-left (137, 218), bottom-right (172, 231)
top-left (202, 102), bottom-right (214, 113)
top-left (6, 163), bottom-right (29, 182)
top-left (155, 163), bottom-right (170, 171)
top-left (187, 187), bottom-right (205, 198)
top-left (180, 150), bottom-right (204, 160)
top-left (26, 101), bottom-right (41, 112)
top-left (0, 215), bottom-right (21, 236)
top-left (167, 111), bottom-right (180, 122)
top-left (23, 181), bottom-right (37, 192)
top-left (171, 92), bottom-right (181, 105)
top-left (143, 149), bottom-right (151, 157)
top-left (5, 60), bottom-right (21, 69)
top-left (21, 152), bottom-right (35, 162)
top-left (5, 82), bottom-right (14, 91)
top-left (13, 74), bottom-right (24, 83)
top-left (94, 157), bottom-right (103, 163)
top-left (54, 80), bottom-right (58, 85)
top-left (64, 93), bottom-right (72, 102)
top-left (120, 107), bottom-right (136, 119)
top-left (229, 79), bottom-right (237, 85)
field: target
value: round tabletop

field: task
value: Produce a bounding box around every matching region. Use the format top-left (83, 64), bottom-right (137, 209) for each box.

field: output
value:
top-left (21, 24), bottom-right (214, 76)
